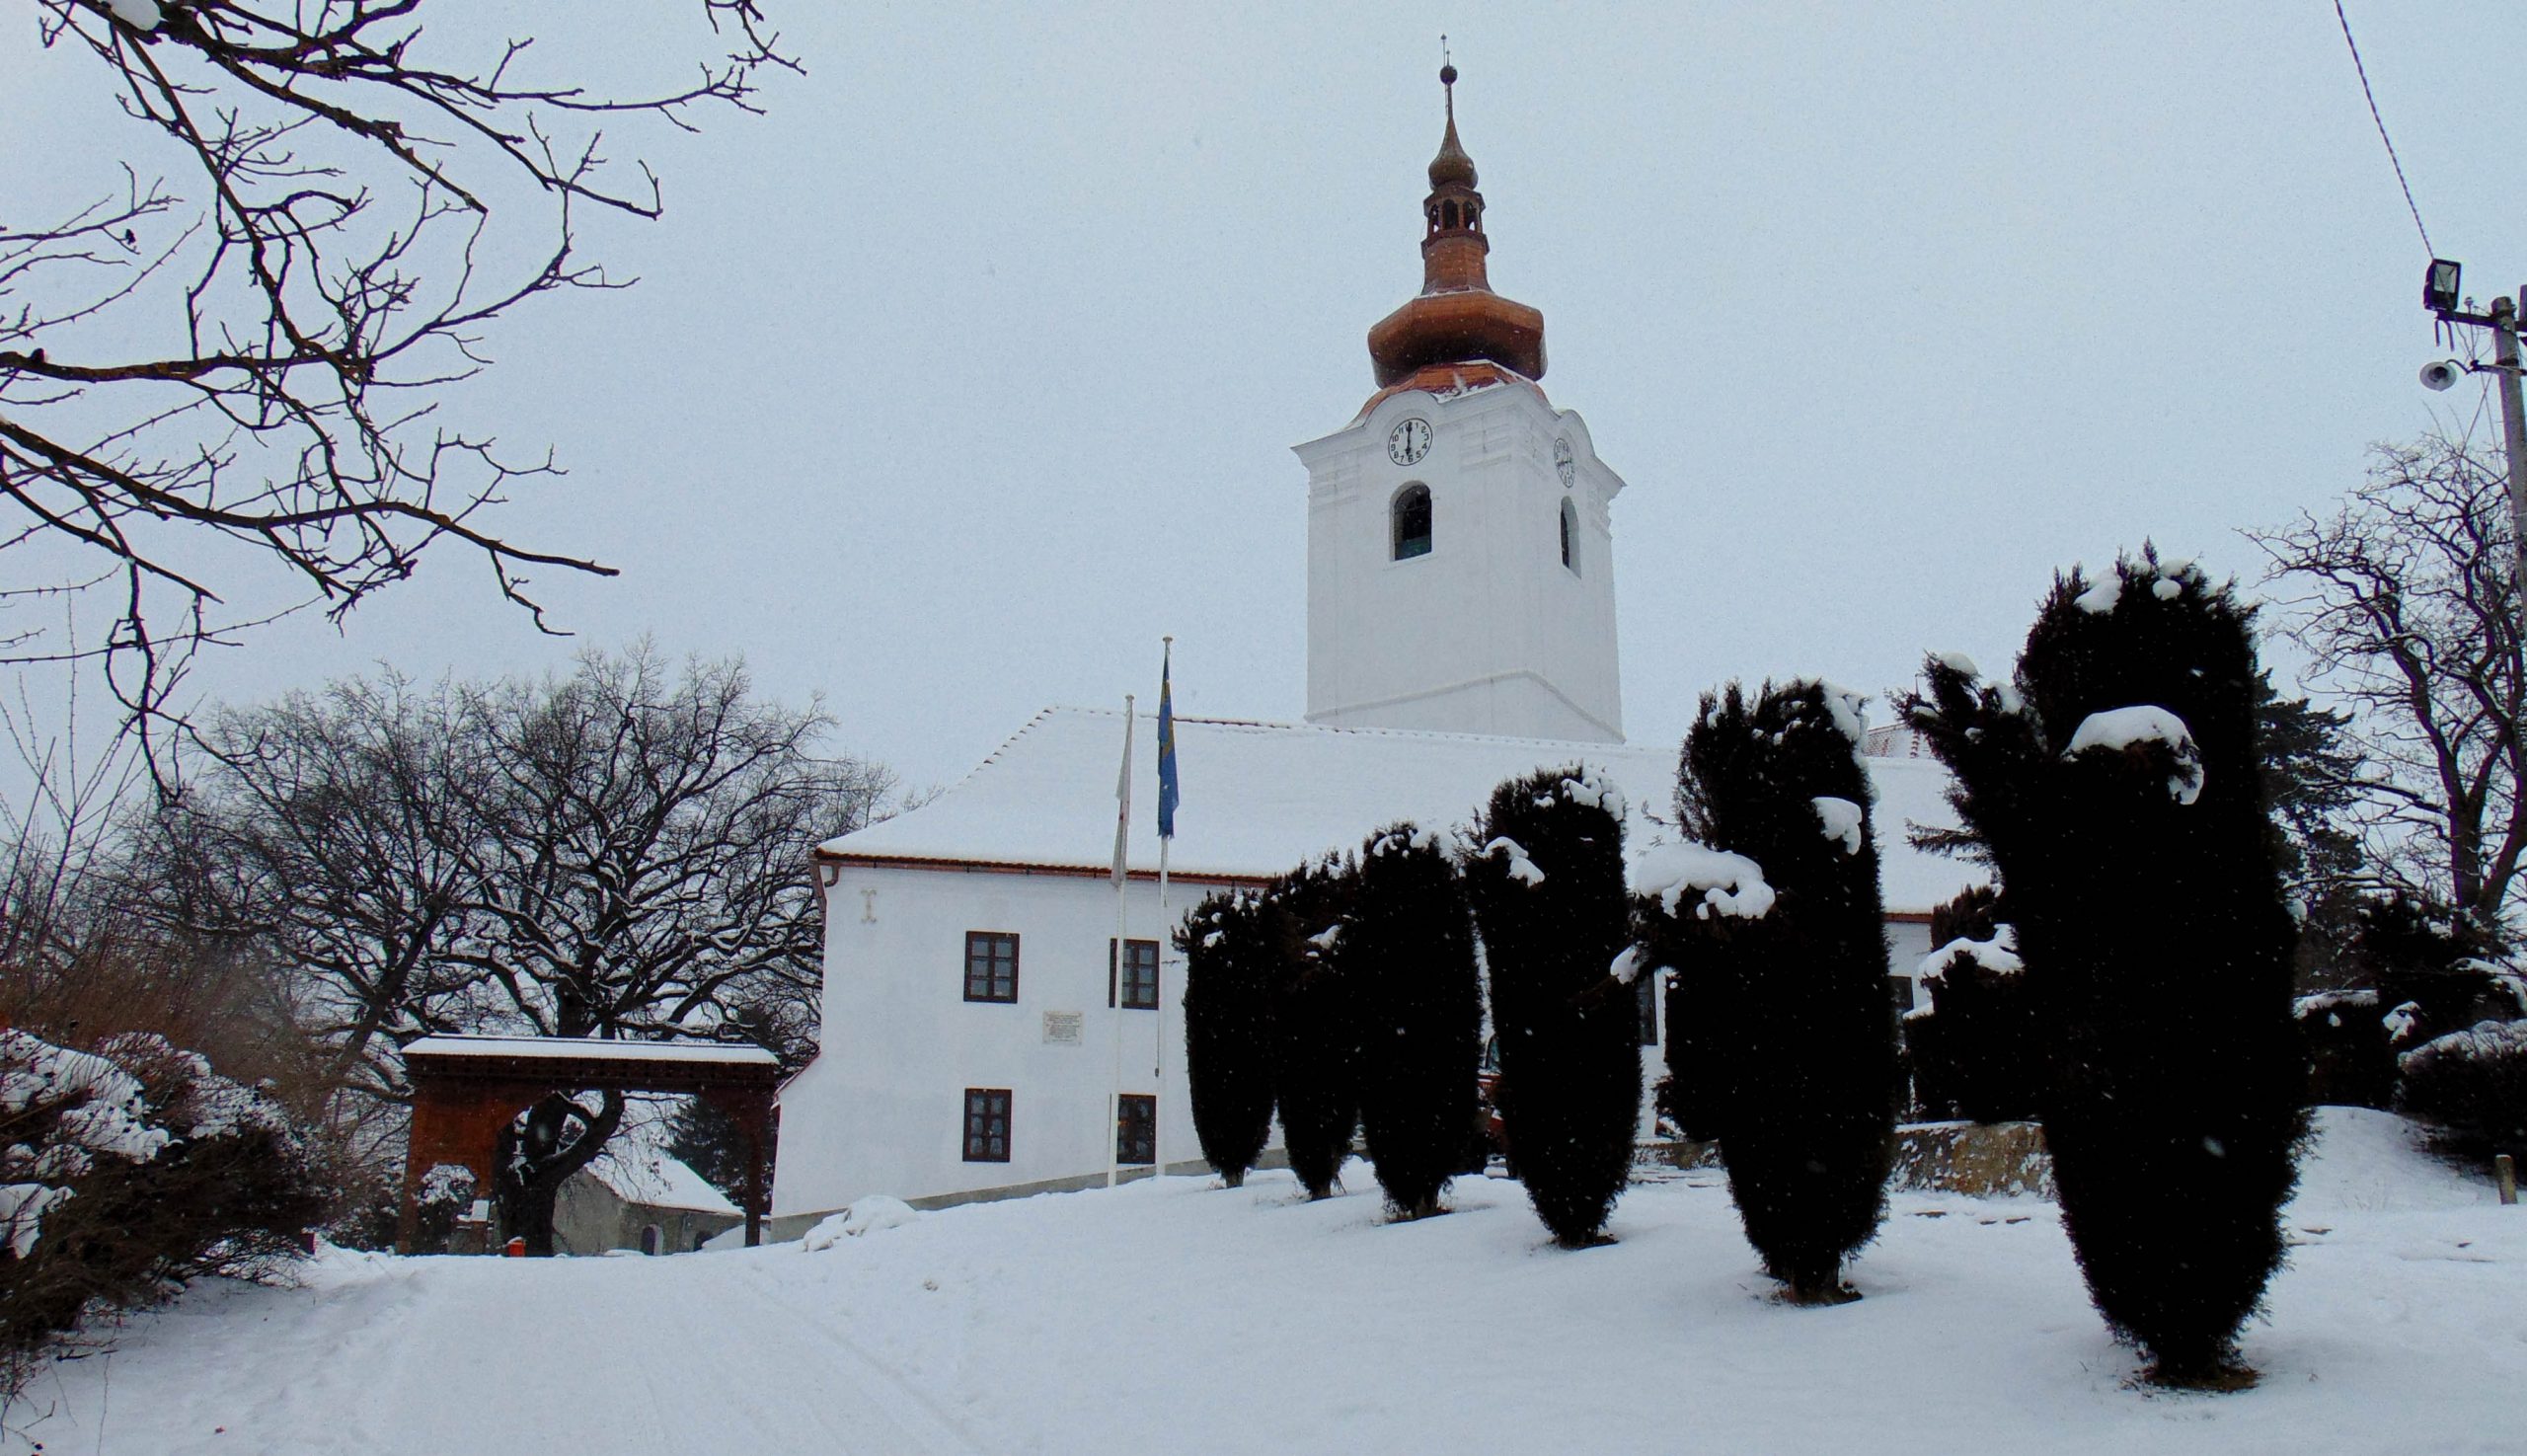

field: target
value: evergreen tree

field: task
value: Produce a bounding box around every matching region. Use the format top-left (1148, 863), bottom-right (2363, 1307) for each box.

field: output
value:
top-left (1178, 889), bottom-right (1276, 1188)
top-left (1906, 551), bottom-right (2306, 1386)
top-left (1906, 886), bottom-right (2036, 1124)
top-left (1345, 822), bottom-right (1483, 1219)
top-left (1665, 681), bottom-right (1898, 1302)
top-left (1645, 913), bottom-right (1730, 1144)
top-left (1268, 858), bottom-right (1361, 1200)
top-left (1464, 766), bottom-right (1639, 1247)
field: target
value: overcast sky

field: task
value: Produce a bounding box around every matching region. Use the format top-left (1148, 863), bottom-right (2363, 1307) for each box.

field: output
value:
top-left (9, 3), bottom-right (2526, 799)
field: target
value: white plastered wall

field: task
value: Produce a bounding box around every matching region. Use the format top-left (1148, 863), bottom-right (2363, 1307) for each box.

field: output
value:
top-left (1298, 385), bottom-right (1627, 743)
top-left (772, 862), bottom-right (1218, 1222)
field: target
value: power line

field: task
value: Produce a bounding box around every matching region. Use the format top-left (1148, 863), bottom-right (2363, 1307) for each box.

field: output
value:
top-left (2334, 0), bottom-right (2435, 258)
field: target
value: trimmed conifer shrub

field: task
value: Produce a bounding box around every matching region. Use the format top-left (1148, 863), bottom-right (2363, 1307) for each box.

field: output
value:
top-left (1656, 680), bottom-right (1897, 1303)
top-left (2293, 988), bottom-right (2393, 1110)
top-left (1464, 766), bottom-right (1639, 1247)
top-left (1907, 887), bottom-right (2036, 1124)
top-left (1345, 821), bottom-right (1483, 1219)
top-left (1639, 886), bottom-right (1728, 1143)
top-left (1178, 889), bottom-right (1276, 1188)
top-left (1268, 857), bottom-right (1361, 1200)
top-left (1906, 552), bottom-right (2306, 1386)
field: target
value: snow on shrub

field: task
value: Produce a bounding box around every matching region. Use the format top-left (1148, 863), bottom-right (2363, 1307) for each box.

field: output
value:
top-left (407, 1163), bottom-right (482, 1255)
top-left (2396, 1019), bottom-right (2527, 1150)
top-left (1907, 924), bottom-right (2036, 1124)
top-left (1905, 550), bottom-right (2304, 1386)
top-left (1631, 843), bottom-right (1776, 921)
top-left (1, 1030), bottom-right (325, 1361)
top-left (1657, 680), bottom-right (1898, 1304)
top-left (804, 1195), bottom-right (918, 1251)
top-left (0, 1031), bottom-right (169, 1260)
top-left (1178, 889), bottom-right (1278, 1188)
top-left (1465, 766), bottom-right (1639, 1248)
top-left (2063, 705), bottom-right (2204, 805)
top-left (1344, 822), bottom-right (1483, 1220)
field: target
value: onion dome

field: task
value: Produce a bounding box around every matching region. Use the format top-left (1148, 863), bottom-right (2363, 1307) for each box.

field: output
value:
top-left (1427, 64), bottom-right (1478, 190)
top-left (1366, 63), bottom-right (1547, 391)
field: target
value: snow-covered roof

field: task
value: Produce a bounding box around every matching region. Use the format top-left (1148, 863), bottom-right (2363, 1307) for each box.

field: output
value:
top-left (821, 707), bottom-right (1982, 916)
top-left (401, 1035), bottom-right (779, 1067)
top-left (583, 1120), bottom-right (741, 1216)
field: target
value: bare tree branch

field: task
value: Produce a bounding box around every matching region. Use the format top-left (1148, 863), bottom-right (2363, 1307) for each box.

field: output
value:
top-left (6, 1), bottom-right (796, 755)
top-left (2247, 435), bottom-right (2526, 932)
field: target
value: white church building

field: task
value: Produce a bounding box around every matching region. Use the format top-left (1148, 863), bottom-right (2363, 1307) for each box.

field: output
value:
top-left (769, 71), bottom-right (1979, 1231)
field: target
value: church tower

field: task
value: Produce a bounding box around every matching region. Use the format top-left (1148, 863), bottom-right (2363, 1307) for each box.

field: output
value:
top-left (1296, 65), bottom-right (1627, 744)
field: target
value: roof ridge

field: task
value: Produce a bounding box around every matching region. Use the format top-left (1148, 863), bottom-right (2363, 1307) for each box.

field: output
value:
top-left (1036, 702), bottom-right (1660, 754)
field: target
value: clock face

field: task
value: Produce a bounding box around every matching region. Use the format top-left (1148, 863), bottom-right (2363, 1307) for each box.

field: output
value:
top-left (1387, 418), bottom-right (1432, 467)
top-left (1554, 437), bottom-right (1575, 489)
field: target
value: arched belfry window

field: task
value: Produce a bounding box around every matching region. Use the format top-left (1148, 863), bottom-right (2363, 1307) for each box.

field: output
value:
top-left (1559, 498), bottom-right (1578, 574)
top-left (1393, 484), bottom-right (1433, 561)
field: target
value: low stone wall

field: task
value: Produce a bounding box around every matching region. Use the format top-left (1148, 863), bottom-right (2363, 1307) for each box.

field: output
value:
top-left (1637, 1121), bottom-right (2053, 1198)
top-left (1890, 1120), bottom-right (2052, 1197)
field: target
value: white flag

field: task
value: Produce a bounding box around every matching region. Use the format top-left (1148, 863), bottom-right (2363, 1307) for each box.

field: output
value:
top-left (1112, 704), bottom-right (1135, 887)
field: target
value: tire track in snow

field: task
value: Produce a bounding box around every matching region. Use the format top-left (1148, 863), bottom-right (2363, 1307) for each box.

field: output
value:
top-left (725, 1259), bottom-right (993, 1456)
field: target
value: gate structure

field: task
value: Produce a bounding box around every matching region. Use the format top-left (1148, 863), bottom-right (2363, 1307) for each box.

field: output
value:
top-left (397, 1035), bottom-right (781, 1253)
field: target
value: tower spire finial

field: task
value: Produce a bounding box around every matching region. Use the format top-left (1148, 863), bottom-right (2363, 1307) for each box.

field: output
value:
top-left (1426, 44), bottom-right (1476, 192)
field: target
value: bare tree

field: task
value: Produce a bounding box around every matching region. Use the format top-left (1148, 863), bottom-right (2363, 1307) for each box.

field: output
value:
top-left (162, 646), bottom-right (890, 1252)
top-left (2249, 435), bottom-right (2524, 934)
top-left (2, 1), bottom-right (795, 748)
top-left (154, 673), bottom-right (496, 1108)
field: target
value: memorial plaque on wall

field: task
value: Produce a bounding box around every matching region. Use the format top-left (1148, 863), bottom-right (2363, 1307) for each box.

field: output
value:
top-left (1042, 1011), bottom-right (1083, 1045)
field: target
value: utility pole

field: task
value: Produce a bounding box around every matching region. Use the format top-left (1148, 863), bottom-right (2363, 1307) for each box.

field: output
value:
top-left (2490, 295), bottom-right (2527, 598)
top-left (2420, 260), bottom-right (2527, 635)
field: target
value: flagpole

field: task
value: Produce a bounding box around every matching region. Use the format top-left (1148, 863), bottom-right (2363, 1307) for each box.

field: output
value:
top-left (1110, 694), bottom-right (1134, 1192)
top-left (1154, 637), bottom-right (1177, 1183)
top-left (1156, 817), bottom-right (1170, 1180)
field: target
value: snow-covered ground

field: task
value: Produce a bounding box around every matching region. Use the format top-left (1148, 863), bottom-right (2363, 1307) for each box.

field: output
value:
top-left (6, 1108), bottom-right (2517, 1455)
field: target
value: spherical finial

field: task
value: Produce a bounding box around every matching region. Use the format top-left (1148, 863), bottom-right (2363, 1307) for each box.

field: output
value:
top-left (1440, 62), bottom-right (1457, 87)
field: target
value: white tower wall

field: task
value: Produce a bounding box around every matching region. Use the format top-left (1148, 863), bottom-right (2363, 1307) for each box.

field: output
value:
top-left (1297, 382), bottom-right (1626, 742)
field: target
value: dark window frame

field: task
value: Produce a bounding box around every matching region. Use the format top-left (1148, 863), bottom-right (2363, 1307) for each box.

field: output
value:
top-left (964, 931), bottom-right (1020, 1003)
top-left (1560, 497), bottom-right (1579, 574)
top-left (963, 1087), bottom-right (1013, 1162)
top-left (1117, 1093), bottom-right (1157, 1166)
top-left (1392, 483), bottom-right (1433, 561)
top-left (1109, 937), bottom-right (1160, 1010)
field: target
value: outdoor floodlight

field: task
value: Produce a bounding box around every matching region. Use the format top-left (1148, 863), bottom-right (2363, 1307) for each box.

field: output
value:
top-left (2425, 258), bottom-right (2464, 316)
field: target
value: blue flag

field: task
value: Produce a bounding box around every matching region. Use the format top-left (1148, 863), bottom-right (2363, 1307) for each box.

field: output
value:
top-left (1156, 643), bottom-right (1180, 840)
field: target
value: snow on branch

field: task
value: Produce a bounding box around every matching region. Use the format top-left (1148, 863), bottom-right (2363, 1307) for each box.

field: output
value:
top-left (1480, 836), bottom-right (1547, 886)
top-left (2064, 705), bottom-right (2204, 805)
top-left (1811, 796), bottom-right (1865, 855)
top-left (1632, 842), bottom-right (1776, 920)
top-left (1919, 924), bottom-right (2022, 986)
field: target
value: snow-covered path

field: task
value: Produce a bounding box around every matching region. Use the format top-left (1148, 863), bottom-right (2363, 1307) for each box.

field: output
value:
top-left (7, 1109), bottom-right (2520, 1455)
top-left (13, 1245), bottom-right (995, 1455)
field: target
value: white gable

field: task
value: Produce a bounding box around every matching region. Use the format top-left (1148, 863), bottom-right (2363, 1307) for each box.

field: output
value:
top-left (821, 707), bottom-right (1980, 916)
top-left (585, 1121), bottom-right (740, 1216)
